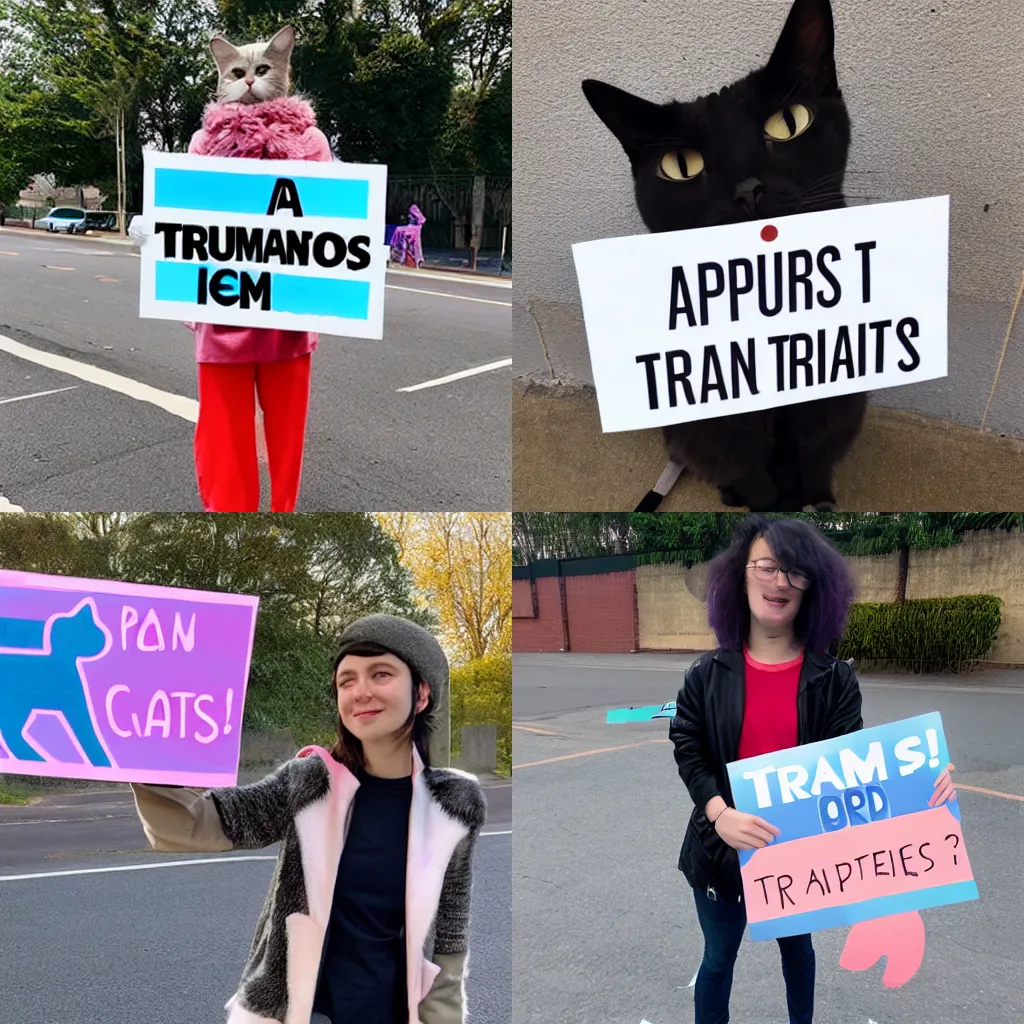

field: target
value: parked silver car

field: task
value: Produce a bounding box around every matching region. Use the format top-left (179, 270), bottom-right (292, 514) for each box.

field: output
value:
top-left (36, 207), bottom-right (88, 233)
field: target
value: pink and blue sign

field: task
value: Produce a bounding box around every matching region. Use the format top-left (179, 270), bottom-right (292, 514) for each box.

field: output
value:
top-left (0, 570), bottom-right (259, 787)
top-left (727, 712), bottom-right (978, 941)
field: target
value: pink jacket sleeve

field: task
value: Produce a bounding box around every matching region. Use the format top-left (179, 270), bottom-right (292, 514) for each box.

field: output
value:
top-left (304, 126), bottom-right (333, 162)
top-left (187, 129), bottom-right (208, 156)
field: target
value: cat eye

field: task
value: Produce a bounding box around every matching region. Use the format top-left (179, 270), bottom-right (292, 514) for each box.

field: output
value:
top-left (764, 103), bottom-right (814, 142)
top-left (231, 68), bottom-right (246, 79)
top-left (255, 65), bottom-right (271, 75)
top-left (657, 148), bottom-right (704, 182)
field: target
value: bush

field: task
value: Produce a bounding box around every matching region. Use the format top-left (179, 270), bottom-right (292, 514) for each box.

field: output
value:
top-left (837, 595), bottom-right (1001, 671)
top-left (450, 654), bottom-right (511, 775)
top-left (244, 615), bottom-right (339, 746)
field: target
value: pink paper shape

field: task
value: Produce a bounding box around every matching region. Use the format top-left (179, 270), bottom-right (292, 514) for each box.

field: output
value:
top-left (840, 910), bottom-right (926, 987)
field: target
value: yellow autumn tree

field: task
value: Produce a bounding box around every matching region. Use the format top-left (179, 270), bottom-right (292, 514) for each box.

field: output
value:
top-left (376, 513), bottom-right (512, 663)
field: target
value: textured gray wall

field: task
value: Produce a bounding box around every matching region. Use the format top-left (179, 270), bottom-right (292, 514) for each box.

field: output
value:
top-left (513, 0), bottom-right (1024, 436)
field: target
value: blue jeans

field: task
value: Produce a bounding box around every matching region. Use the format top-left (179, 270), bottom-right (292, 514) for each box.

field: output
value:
top-left (692, 885), bottom-right (815, 1024)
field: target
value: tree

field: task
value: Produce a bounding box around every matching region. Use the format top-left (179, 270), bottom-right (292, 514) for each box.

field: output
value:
top-left (377, 513), bottom-right (511, 662)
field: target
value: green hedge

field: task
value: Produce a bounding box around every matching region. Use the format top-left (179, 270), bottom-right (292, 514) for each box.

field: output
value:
top-left (837, 595), bottom-right (1001, 670)
top-left (450, 653), bottom-right (511, 775)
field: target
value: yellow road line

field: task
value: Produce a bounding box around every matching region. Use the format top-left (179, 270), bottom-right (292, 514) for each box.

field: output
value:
top-left (513, 738), bottom-right (669, 769)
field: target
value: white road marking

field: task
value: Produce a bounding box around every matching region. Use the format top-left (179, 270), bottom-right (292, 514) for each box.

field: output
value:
top-left (0, 814), bottom-right (135, 827)
top-left (42, 265), bottom-right (75, 271)
top-left (0, 385), bottom-right (78, 406)
top-left (0, 495), bottom-right (24, 511)
top-left (397, 358), bottom-right (511, 392)
top-left (387, 267), bottom-right (511, 289)
top-left (0, 856), bottom-right (277, 882)
top-left (481, 830), bottom-right (511, 836)
top-left (386, 284), bottom-right (511, 307)
top-left (23, 246), bottom-right (114, 257)
top-left (0, 333), bottom-right (198, 422)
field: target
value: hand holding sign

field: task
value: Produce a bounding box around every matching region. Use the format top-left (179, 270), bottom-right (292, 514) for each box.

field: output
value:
top-left (726, 713), bottom-right (977, 945)
top-left (929, 762), bottom-right (956, 806)
top-left (714, 807), bottom-right (781, 851)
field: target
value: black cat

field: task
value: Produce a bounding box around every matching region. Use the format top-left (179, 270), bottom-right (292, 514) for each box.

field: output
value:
top-left (582, 0), bottom-right (865, 512)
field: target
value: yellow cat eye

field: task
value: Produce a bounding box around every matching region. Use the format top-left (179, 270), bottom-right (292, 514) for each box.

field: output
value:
top-left (657, 148), bottom-right (704, 182)
top-left (764, 104), bottom-right (814, 141)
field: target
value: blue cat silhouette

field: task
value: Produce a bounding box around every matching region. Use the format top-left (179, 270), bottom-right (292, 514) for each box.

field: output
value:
top-left (0, 600), bottom-right (112, 768)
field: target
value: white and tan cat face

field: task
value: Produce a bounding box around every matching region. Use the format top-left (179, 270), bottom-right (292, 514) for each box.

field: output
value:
top-left (210, 25), bottom-right (294, 104)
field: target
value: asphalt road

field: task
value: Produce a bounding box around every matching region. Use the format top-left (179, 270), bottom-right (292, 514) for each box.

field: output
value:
top-left (0, 781), bottom-right (511, 1024)
top-left (512, 652), bottom-right (1024, 1024)
top-left (0, 228), bottom-right (511, 511)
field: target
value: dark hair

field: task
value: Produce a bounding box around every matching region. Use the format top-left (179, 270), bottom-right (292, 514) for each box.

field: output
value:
top-left (329, 642), bottom-right (433, 773)
top-left (706, 515), bottom-right (854, 652)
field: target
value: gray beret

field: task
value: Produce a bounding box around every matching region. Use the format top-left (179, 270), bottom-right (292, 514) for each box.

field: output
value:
top-left (334, 614), bottom-right (451, 764)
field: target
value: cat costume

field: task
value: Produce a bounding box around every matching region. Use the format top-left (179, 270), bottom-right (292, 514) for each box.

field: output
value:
top-left (187, 92), bottom-right (331, 511)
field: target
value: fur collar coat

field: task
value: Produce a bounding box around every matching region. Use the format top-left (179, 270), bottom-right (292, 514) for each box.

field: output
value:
top-left (186, 95), bottom-right (334, 363)
top-left (132, 745), bottom-right (485, 1023)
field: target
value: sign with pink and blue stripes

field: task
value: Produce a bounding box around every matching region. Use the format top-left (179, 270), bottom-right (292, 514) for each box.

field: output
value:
top-left (727, 713), bottom-right (978, 940)
top-left (139, 151), bottom-right (388, 339)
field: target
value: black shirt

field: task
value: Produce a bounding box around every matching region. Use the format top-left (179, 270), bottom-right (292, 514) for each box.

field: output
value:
top-left (312, 770), bottom-right (413, 1024)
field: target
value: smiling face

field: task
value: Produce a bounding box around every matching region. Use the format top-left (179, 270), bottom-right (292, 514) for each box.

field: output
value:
top-left (335, 651), bottom-right (429, 743)
top-left (745, 535), bottom-right (807, 636)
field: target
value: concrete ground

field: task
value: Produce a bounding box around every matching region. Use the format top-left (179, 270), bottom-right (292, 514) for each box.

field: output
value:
top-left (513, 384), bottom-right (1024, 511)
top-left (513, 651), bottom-right (1024, 1024)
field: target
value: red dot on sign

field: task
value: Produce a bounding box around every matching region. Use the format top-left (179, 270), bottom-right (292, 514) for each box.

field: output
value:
top-left (761, 225), bottom-right (779, 242)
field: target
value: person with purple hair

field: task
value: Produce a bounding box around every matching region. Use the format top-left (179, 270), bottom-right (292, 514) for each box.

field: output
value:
top-left (669, 515), bottom-right (955, 1024)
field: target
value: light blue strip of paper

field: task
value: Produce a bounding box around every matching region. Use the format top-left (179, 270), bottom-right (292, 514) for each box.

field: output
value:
top-left (273, 273), bottom-right (370, 320)
top-left (747, 879), bottom-right (979, 940)
top-left (154, 262), bottom-right (371, 320)
top-left (153, 169), bottom-right (369, 219)
top-left (607, 704), bottom-right (672, 724)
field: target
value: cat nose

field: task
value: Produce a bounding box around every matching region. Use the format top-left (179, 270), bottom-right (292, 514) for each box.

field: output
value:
top-left (734, 178), bottom-right (764, 216)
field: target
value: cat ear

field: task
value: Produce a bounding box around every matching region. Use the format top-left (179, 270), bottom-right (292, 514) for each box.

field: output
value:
top-left (265, 25), bottom-right (296, 61)
top-left (765, 0), bottom-right (838, 91)
top-left (210, 35), bottom-right (241, 74)
top-left (582, 79), bottom-right (668, 157)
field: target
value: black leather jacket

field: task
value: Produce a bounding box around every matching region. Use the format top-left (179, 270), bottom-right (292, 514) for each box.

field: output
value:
top-left (669, 647), bottom-right (864, 900)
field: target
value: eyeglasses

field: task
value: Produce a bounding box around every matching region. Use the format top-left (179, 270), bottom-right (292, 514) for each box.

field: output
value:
top-left (746, 559), bottom-right (812, 591)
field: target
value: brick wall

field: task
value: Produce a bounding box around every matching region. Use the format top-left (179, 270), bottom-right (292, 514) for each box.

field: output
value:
top-left (564, 570), bottom-right (636, 652)
top-left (511, 576), bottom-right (566, 651)
top-left (512, 578), bottom-right (535, 618)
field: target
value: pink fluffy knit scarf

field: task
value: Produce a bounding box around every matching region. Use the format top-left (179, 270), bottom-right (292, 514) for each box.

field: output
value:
top-left (192, 95), bottom-right (323, 160)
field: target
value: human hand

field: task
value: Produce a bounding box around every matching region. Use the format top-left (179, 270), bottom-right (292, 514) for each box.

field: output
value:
top-left (928, 762), bottom-right (956, 807)
top-left (713, 807), bottom-right (781, 850)
top-left (127, 215), bottom-right (151, 247)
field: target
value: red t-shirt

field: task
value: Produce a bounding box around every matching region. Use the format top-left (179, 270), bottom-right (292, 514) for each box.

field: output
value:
top-left (737, 647), bottom-right (803, 760)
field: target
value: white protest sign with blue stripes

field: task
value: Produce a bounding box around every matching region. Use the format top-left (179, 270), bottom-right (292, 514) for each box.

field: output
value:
top-left (139, 151), bottom-right (388, 338)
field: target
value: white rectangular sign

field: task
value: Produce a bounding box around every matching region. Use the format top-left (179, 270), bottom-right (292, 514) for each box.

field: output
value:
top-left (572, 196), bottom-right (950, 432)
top-left (139, 150), bottom-right (389, 339)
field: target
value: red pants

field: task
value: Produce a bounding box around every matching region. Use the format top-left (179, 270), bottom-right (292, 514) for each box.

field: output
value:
top-left (194, 356), bottom-right (311, 512)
